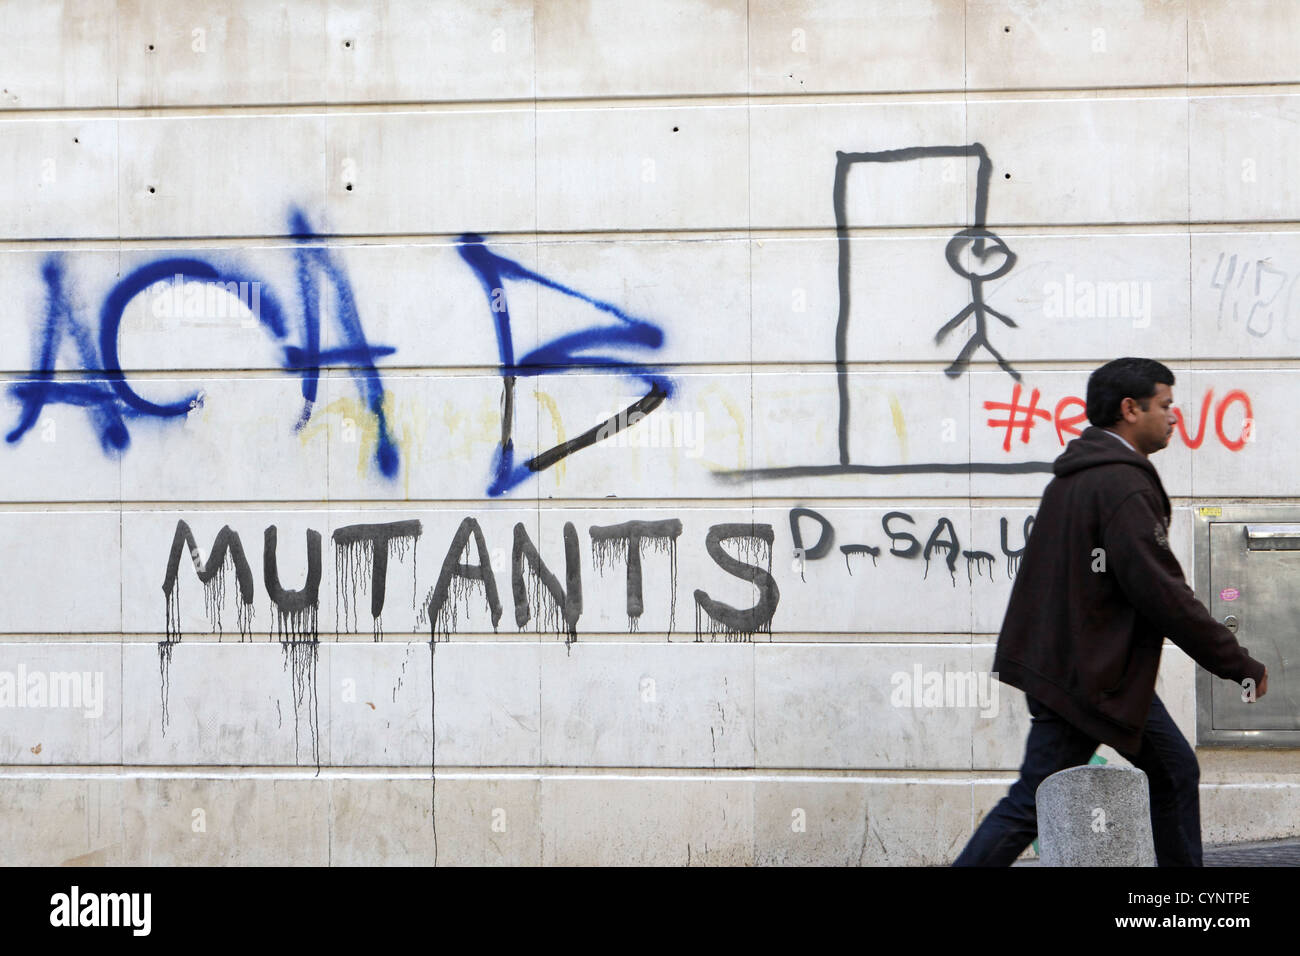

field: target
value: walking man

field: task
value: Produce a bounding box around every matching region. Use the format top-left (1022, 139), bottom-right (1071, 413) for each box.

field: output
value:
top-left (953, 358), bottom-right (1268, 866)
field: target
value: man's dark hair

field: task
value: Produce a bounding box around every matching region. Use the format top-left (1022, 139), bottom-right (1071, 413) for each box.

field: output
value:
top-left (1086, 357), bottom-right (1175, 427)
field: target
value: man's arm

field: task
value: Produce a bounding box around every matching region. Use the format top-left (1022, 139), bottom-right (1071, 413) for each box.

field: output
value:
top-left (1103, 489), bottom-right (1267, 690)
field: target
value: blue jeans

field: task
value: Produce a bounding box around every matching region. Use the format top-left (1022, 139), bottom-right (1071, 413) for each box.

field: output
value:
top-left (953, 693), bottom-right (1202, 866)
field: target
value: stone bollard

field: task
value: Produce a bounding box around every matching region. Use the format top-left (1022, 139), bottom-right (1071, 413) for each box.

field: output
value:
top-left (1035, 765), bottom-right (1157, 866)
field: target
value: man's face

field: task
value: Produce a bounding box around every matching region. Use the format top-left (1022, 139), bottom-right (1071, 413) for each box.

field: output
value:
top-left (1128, 383), bottom-right (1176, 454)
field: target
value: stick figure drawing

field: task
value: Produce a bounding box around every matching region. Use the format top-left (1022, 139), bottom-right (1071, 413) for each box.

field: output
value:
top-left (936, 227), bottom-right (1021, 382)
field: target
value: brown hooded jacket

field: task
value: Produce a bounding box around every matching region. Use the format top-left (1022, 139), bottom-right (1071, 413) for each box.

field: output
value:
top-left (993, 426), bottom-right (1266, 752)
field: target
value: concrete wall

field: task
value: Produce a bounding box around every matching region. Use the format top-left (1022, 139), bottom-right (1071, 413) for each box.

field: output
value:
top-left (1, 0), bottom-right (1297, 865)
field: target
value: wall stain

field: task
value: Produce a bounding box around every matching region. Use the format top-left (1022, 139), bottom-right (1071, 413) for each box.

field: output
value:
top-left (700, 384), bottom-right (745, 470)
top-left (889, 393), bottom-right (907, 460)
top-left (535, 389), bottom-right (567, 484)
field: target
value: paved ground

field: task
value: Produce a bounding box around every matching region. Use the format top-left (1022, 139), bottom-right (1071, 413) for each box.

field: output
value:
top-left (1204, 837), bottom-right (1300, 867)
top-left (1011, 836), bottom-right (1300, 866)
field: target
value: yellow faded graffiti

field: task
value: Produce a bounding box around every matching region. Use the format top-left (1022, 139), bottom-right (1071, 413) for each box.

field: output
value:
top-left (292, 394), bottom-right (414, 497)
top-left (296, 395), bottom-right (407, 492)
top-left (699, 384), bottom-right (746, 470)
top-left (889, 393), bottom-right (907, 460)
top-left (292, 384), bottom-right (742, 495)
top-left (535, 389), bottom-right (567, 484)
top-left (296, 388), bottom-right (514, 497)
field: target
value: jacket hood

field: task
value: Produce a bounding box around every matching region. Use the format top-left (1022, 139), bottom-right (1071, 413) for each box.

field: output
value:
top-left (1054, 425), bottom-right (1162, 480)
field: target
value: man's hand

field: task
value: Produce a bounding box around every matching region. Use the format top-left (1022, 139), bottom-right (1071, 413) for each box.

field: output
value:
top-left (1258, 670), bottom-right (1268, 699)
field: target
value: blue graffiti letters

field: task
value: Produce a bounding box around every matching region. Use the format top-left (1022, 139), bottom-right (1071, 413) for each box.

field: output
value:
top-left (11, 216), bottom-right (673, 494)
top-left (8, 210), bottom-right (399, 478)
top-left (457, 234), bottom-right (672, 496)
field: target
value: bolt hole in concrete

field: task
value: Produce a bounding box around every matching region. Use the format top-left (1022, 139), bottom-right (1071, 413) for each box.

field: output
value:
top-left (345, 183), bottom-right (353, 191)
top-left (73, 137), bottom-right (78, 143)
top-left (1004, 172), bottom-right (1011, 179)
top-left (344, 40), bottom-right (352, 48)
top-left (672, 126), bottom-right (679, 132)
top-left (147, 43), bottom-right (154, 51)
top-left (1004, 25), bottom-right (1010, 33)
top-left (148, 186), bottom-right (155, 194)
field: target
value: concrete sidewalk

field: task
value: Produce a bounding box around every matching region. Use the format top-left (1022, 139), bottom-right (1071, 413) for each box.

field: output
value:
top-left (1010, 836), bottom-right (1300, 866)
top-left (1204, 837), bottom-right (1300, 866)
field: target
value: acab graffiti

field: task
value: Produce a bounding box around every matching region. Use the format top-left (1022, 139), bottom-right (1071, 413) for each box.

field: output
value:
top-left (10, 210), bottom-right (402, 479)
top-left (7, 210), bottom-right (673, 497)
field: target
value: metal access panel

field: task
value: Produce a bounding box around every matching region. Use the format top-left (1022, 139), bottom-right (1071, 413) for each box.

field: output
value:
top-left (1195, 504), bottom-right (1300, 747)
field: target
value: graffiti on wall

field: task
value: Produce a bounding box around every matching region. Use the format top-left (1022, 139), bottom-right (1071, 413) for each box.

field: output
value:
top-left (151, 498), bottom-right (1055, 763)
top-left (722, 143), bottom-right (1053, 483)
top-left (153, 501), bottom-right (1053, 761)
top-left (160, 517), bottom-right (782, 646)
top-left (156, 514), bottom-right (780, 759)
top-left (6, 213), bottom-right (674, 498)
top-left (456, 235), bottom-right (674, 495)
top-left (1210, 252), bottom-right (1300, 340)
top-left (790, 506), bottom-right (1033, 584)
top-left (7, 155), bottom-right (1266, 500)
top-left (982, 385), bottom-right (1255, 452)
top-left (9, 210), bottom-right (402, 478)
top-left (0, 138), bottom-right (1266, 779)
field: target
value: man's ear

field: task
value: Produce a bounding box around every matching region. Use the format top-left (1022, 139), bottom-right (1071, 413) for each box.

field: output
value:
top-left (1119, 396), bottom-right (1138, 423)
